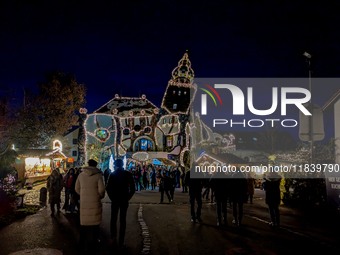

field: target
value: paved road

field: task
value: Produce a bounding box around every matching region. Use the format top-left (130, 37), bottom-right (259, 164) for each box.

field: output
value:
top-left (1, 188), bottom-right (339, 255)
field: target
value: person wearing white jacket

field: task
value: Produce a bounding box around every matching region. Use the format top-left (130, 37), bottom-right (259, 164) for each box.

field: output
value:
top-left (75, 159), bottom-right (105, 250)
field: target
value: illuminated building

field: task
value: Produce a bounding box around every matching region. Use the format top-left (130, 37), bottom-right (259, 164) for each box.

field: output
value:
top-left (77, 52), bottom-right (197, 169)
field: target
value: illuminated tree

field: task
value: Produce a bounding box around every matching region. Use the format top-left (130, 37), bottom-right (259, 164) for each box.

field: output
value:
top-left (250, 124), bottom-right (296, 162)
top-left (11, 71), bottom-right (86, 149)
top-left (277, 138), bottom-right (336, 207)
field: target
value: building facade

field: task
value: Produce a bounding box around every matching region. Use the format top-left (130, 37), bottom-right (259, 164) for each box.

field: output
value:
top-left (77, 52), bottom-right (198, 169)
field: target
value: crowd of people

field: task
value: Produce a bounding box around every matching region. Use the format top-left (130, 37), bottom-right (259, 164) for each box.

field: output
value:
top-left (46, 160), bottom-right (282, 252)
top-left (186, 163), bottom-right (281, 227)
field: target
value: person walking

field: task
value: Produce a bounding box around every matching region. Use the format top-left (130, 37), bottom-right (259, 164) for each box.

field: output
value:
top-left (181, 168), bottom-right (188, 193)
top-left (47, 169), bottom-right (63, 216)
top-left (62, 168), bottom-right (75, 213)
top-left (210, 170), bottom-right (230, 226)
top-left (75, 159), bottom-right (105, 250)
top-left (261, 173), bottom-right (267, 190)
top-left (106, 159), bottom-right (135, 249)
top-left (103, 168), bottom-right (111, 185)
top-left (169, 172), bottom-right (176, 201)
top-left (247, 174), bottom-right (255, 204)
top-left (185, 164), bottom-right (203, 223)
top-left (150, 170), bottom-right (157, 190)
top-left (69, 168), bottom-right (80, 213)
top-left (135, 168), bottom-right (142, 191)
top-left (159, 172), bottom-right (172, 203)
top-left (263, 172), bottom-right (282, 227)
top-left (230, 169), bottom-right (248, 226)
top-left (143, 170), bottom-right (149, 190)
top-left (202, 178), bottom-right (210, 201)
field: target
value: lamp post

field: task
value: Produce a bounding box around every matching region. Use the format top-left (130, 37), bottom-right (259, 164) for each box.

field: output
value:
top-left (303, 52), bottom-right (313, 164)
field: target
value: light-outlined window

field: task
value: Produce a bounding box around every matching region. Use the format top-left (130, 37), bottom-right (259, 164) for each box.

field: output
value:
top-left (167, 136), bottom-right (173, 147)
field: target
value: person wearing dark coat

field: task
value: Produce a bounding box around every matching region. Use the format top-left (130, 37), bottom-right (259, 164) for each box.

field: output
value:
top-left (62, 168), bottom-right (75, 212)
top-left (46, 169), bottom-right (63, 216)
top-left (181, 168), bottom-right (188, 193)
top-left (210, 170), bottom-right (230, 226)
top-left (159, 172), bottom-right (172, 203)
top-left (169, 172), bottom-right (176, 201)
top-left (202, 178), bottom-right (210, 200)
top-left (150, 170), bottom-right (157, 190)
top-left (230, 169), bottom-right (248, 226)
top-left (175, 168), bottom-right (181, 188)
top-left (104, 168), bottom-right (111, 185)
top-left (263, 172), bottom-right (282, 227)
top-left (135, 168), bottom-right (142, 191)
top-left (185, 164), bottom-right (203, 223)
top-left (106, 159), bottom-right (135, 248)
top-left (69, 168), bottom-right (80, 213)
top-left (247, 174), bottom-right (255, 204)
top-left (143, 170), bottom-right (149, 190)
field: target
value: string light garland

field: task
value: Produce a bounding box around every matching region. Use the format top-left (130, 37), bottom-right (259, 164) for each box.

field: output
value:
top-left (46, 149), bottom-right (67, 158)
top-left (80, 52), bottom-right (212, 169)
top-left (118, 145), bottom-right (126, 156)
top-left (132, 152), bottom-right (149, 161)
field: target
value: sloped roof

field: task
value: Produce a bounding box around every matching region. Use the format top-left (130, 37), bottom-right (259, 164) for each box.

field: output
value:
top-left (322, 89), bottom-right (340, 113)
top-left (17, 149), bottom-right (66, 159)
top-left (45, 149), bottom-right (67, 159)
top-left (17, 149), bottom-right (53, 158)
top-left (94, 96), bottom-right (158, 117)
top-left (197, 152), bottom-right (248, 165)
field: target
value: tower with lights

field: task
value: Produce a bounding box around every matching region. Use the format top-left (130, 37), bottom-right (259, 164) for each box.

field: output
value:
top-left (161, 51), bottom-right (196, 114)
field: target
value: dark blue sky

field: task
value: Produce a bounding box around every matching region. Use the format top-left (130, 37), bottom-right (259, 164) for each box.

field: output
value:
top-left (1, 1), bottom-right (339, 142)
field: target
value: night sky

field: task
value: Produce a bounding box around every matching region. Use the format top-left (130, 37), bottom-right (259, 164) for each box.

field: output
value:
top-left (1, 1), bottom-right (339, 142)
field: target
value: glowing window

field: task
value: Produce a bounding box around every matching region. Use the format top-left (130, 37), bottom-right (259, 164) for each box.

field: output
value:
top-left (178, 91), bottom-right (181, 96)
top-left (136, 139), bottom-right (153, 151)
top-left (167, 136), bottom-right (173, 147)
top-left (173, 104), bottom-right (177, 109)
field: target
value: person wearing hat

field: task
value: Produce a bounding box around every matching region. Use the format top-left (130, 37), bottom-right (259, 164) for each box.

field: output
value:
top-left (106, 158), bottom-right (135, 249)
top-left (75, 159), bottom-right (105, 251)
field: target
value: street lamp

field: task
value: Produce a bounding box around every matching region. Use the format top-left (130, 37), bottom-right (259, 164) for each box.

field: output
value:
top-left (303, 52), bottom-right (313, 163)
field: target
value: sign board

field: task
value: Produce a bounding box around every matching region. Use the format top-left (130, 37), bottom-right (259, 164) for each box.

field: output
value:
top-left (324, 165), bottom-right (340, 211)
top-left (299, 103), bottom-right (325, 141)
top-left (67, 158), bottom-right (74, 163)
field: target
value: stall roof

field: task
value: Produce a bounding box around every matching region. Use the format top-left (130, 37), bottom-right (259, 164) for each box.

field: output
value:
top-left (17, 149), bottom-right (66, 159)
top-left (196, 153), bottom-right (248, 165)
top-left (45, 149), bottom-right (67, 159)
top-left (154, 158), bottom-right (177, 166)
top-left (17, 149), bottom-right (53, 158)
